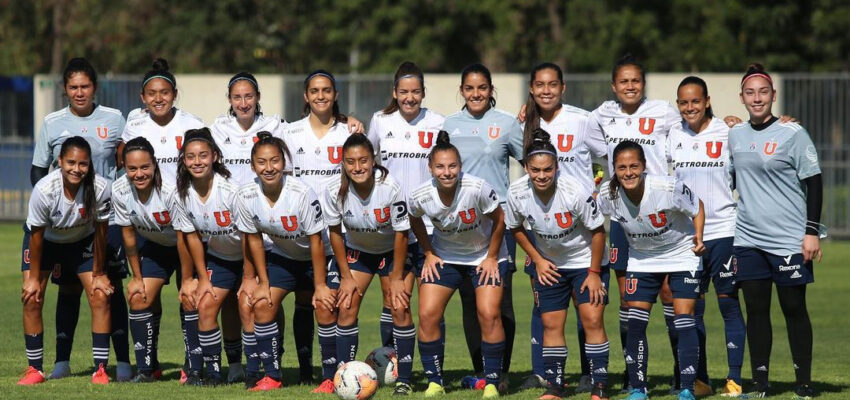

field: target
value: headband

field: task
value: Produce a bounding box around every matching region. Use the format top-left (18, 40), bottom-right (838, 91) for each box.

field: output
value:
top-left (741, 72), bottom-right (773, 88)
top-left (229, 76), bottom-right (259, 89)
top-left (305, 72), bottom-right (335, 86)
top-left (184, 135), bottom-right (213, 147)
top-left (526, 150), bottom-right (557, 157)
top-left (395, 73), bottom-right (423, 85)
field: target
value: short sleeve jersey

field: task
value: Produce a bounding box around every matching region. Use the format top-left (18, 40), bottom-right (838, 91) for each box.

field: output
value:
top-left (32, 105), bottom-right (125, 181)
top-left (728, 119), bottom-right (821, 255)
top-left (668, 117), bottom-right (735, 241)
top-left (172, 174), bottom-right (242, 261)
top-left (588, 99), bottom-right (680, 176)
top-left (525, 104), bottom-right (607, 190)
top-left (323, 171), bottom-right (410, 254)
top-left (121, 108), bottom-right (205, 185)
top-left (26, 169), bottom-right (111, 243)
top-left (443, 108), bottom-right (524, 200)
top-left (505, 173), bottom-right (605, 269)
top-left (408, 173), bottom-right (508, 266)
top-left (597, 174), bottom-right (701, 272)
top-left (112, 177), bottom-right (179, 247)
top-left (210, 113), bottom-right (287, 186)
top-left (235, 176), bottom-right (325, 261)
top-left (281, 116), bottom-right (352, 196)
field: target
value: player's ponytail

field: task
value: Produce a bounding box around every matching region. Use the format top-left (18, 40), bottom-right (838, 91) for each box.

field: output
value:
top-left (176, 128), bottom-right (231, 200)
top-left (677, 76), bottom-right (714, 119)
top-left (250, 131), bottom-right (291, 171)
top-left (427, 130), bottom-right (461, 165)
top-left (337, 134), bottom-right (388, 206)
top-left (122, 137), bottom-right (163, 193)
top-left (523, 62), bottom-right (564, 150)
top-left (228, 72), bottom-right (262, 116)
top-left (59, 136), bottom-right (96, 221)
top-left (611, 52), bottom-right (645, 83)
top-left (302, 70), bottom-right (348, 125)
top-left (608, 140), bottom-right (646, 199)
top-left (524, 128), bottom-right (557, 162)
top-left (741, 63), bottom-right (773, 89)
top-left (460, 63), bottom-right (496, 109)
top-left (383, 61), bottom-right (425, 115)
top-left (142, 58), bottom-right (177, 92)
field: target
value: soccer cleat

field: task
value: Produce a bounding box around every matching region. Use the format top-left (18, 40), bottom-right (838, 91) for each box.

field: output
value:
top-left (204, 374), bottom-right (223, 387)
top-left (625, 388), bottom-right (648, 400)
top-left (244, 371), bottom-right (263, 390)
top-left (312, 378), bottom-right (335, 394)
top-left (497, 375), bottom-right (510, 394)
top-left (227, 362), bottom-right (245, 384)
top-left (152, 369), bottom-right (162, 380)
top-left (719, 379), bottom-right (742, 397)
top-left (575, 375), bottom-right (593, 393)
top-left (184, 370), bottom-right (203, 386)
top-left (590, 382), bottom-right (609, 400)
top-left (619, 371), bottom-right (633, 394)
top-left (17, 366), bottom-right (46, 385)
top-left (694, 379), bottom-right (714, 396)
top-left (424, 382), bottom-right (446, 397)
top-left (179, 369), bottom-right (188, 385)
top-left (48, 361), bottom-right (71, 380)
top-left (299, 372), bottom-right (315, 385)
top-left (249, 376), bottom-right (282, 391)
top-left (669, 376), bottom-right (681, 396)
top-left (91, 363), bottom-right (110, 385)
top-left (393, 382), bottom-right (413, 396)
top-left (482, 383), bottom-right (500, 398)
top-left (740, 381), bottom-right (768, 398)
top-left (131, 372), bottom-right (156, 383)
top-left (519, 374), bottom-right (547, 390)
top-left (538, 384), bottom-right (568, 399)
top-left (678, 388), bottom-right (695, 400)
top-left (792, 384), bottom-right (816, 400)
top-left (116, 361), bottom-right (133, 382)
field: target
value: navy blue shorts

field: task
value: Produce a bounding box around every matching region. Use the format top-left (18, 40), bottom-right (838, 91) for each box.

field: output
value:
top-left (608, 221), bottom-right (629, 271)
top-left (533, 266), bottom-right (611, 313)
top-left (21, 223), bottom-right (127, 280)
top-left (206, 254), bottom-right (242, 291)
top-left (140, 241), bottom-right (179, 283)
top-left (733, 246), bottom-right (813, 287)
top-left (520, 233), bottom-right (538, 276)
top-left (700, 237), bottom-right (736, 295)
top-left (624, 270), bottom-right (702, 303)
top-left (503, 230), bottom-right (518, 273)
top-left (267, 252), bottom-right (315, 291)
top-left (40, 235), bottom-right (97, 285)
top-left (407, 242), bottom-right (424, 274)
top-left (420, 260), bottom-right (509, 290)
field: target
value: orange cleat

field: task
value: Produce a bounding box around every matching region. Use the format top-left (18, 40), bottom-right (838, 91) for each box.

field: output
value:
top-left (312, 378), bottom-right (335, 393)
top-left (91, 363), bottom-right (110, 385)
top-left (179, 369), bottom-right (187, 385)
top-left (249, 376), bottom-right (282, 391)
top-left (17, 366), bottom-right (45, 385)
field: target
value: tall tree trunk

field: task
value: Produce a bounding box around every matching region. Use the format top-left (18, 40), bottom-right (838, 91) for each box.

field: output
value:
top-left (50, 0), bottom-right (68, 74)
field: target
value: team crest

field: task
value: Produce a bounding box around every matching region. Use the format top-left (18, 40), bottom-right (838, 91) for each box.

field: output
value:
top-left (554, 212), bottom-right (573, 229)
top-left (153, 211), bottom-right (171, 225)
top-left (374, 207), bottom-right (391, 224)
top-left (175, 136), bottom-right (183, 150)
top-left (625, 278), bottom-right (638, 294)
top-left (378, 257), bottom-right (386, 270)
top-left (96, 126), bottom-right (108, 139)
top-left (346, 249), bottom-right (360, 264)
top-left (557, 134), bottom-right (574, 152)
top-left (160, 136), bottom-right (167, 144)
top-left (280, 216), bottom-right (298, 231)
top-left (404, 131), bottom-right (411, 140)
top-left (638, 118), bottom-right (656, 135)
top-left (609, 248), bottom-right (618, 264)
top-left (213, 211), bottom-right (231, 227)
top-left (692, 143), bottom-right (699, 151)
top-left (458, 208), bottom-right (477, 224)
top-left (648, 212), bottom-right (667, 228)
top-left (418, 131), bottom-right (434, 148)
top-left (52, 263), bottom-right (62, 280)
top-left (78, 208), bottom-right (87, 219)
top-left (488, 125), bottom-right (501, 139)
top-left (763, 141), bottom-right (778, 156)
top-left (328, 146), bottom-right (343, 164)
top-left (706, 142), bottom-right (723, 159)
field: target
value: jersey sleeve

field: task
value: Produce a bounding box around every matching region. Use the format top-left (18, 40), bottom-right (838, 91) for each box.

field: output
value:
top-left (478, 181), bottom-right (501, 215)
top-left (95, 181), bottom-right (112, 222)
top-left (31, 121), bottom-right (52, 168)
top-left (366, 116), bottom-right (381, 156)
top-left (120, 117), bottom-right (136, 142)
top-left (235, 192), bottom-right (257, 234)
top-left (507, 119), bottom-right (524, 162)
top-left (672, 179), bottom-right (700, 218)
top-left (389, 186), bottom-right (411, 232)
top-left (504, 192), bottom-right (524, 229)
top-left (408, 194), bottom-right (425, 218)
top-left (575, 189), bottom-right (604, 230)
top-left (25, 188), bottom-right (51, 229)
top-left (788, 127), bottom-right (821, 180)
top-left (596, 186), bottom-right (614, 217)
top-left (322, 186), bottom-right (343, 227)
top-left (302, 189), bottom-right (327, 236)
top-left (172, 196), bottom-right (196, 233)
top-left (586, 109), bottom-right (607, 145)
top-left (583, 116), bottom-right (607, 158)
top-left (111, 182), bottom-right (132, 227)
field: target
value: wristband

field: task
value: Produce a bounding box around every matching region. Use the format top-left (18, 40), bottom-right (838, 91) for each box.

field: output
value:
top-left (588, 268), bottom-right (601, 274)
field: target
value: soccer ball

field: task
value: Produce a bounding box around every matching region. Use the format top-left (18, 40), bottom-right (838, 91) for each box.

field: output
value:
top-left (364, 346), bottom-right (398, 385)
top-left (334, 361), bottom-right (379, 400)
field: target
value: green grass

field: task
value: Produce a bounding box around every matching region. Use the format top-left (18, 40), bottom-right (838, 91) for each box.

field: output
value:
top-left (0, 222), bottom-right (848, 399)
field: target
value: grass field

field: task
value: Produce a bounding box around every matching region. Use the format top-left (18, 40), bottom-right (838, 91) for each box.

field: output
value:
top-left (0, 222), bottom-right (848, 399)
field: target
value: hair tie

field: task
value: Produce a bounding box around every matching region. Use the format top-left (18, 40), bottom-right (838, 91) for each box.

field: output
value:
top-left (229, 76), bottom-right (259, 90)
top-left (741, 72), bottom-right (773, 88)
top-left (143, 74), bottom-right (175, 88)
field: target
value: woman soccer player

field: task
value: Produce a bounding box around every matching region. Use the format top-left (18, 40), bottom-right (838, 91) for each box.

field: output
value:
top-left (410, 131), bottom-right (509, 398)
top-left (597, 140), bottom-right (706, 400)
top-left (24, 57), bottom-right (130, 383)
top-left (19, 137), bottom-right (114, 385)
top-left (172, 128), bottom-right (244, 386)
top-left (507, 129), bottom-right (610, 400)
top-left (442, 64), bottom-right (523, 388)
top-left (729, 64), bottom-right (821, 399)
top-left (667, 76), bottom-right (747, 396)
top-left (236, 132), bottom-right (329, 391)
top-left (323, 134), bottom-right (415, 395)
top-left (366, 61), bottom-right (444, 351)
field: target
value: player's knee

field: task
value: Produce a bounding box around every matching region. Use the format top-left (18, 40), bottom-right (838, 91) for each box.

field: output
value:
top-left (581, 313), bottom-right (604, 332)
top-left (337, 306), bottom-right (358, 326)
top-left (476, 306), bottom-right (502, 331)
top-left (22, 299), bottom-right (44, 316)
top-left (88, 290), bottom-right (110, 311)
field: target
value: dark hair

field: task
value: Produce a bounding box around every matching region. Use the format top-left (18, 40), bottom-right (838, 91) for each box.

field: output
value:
top-left (428, 130), bottom-right (461, 164)
top-left (122, 137), bottom-right (163, 193)
top-left (740, 63), bottom-right (773, 89)
top-left (63, 57), bottom-right (97, 87)
top-left (176, 128), bottom-right (231, 199)
top-left (524, 128), bottom-right (557, 162)
top-left (301, 69), bottom-right (347, 125)
top-left (250, 131), bottom-right (291, 169)
top-left (611, 53), bottom-right (646, 83)
top-left (228, 72), bottom-right (262, 117)
top-left (59, 136), bottom-right (96, 221)
top-left (141, 58), bottom-right (176, 93)
top-left (523, 62), bottom-right (564, 150)
top-left (337, 134), bottom-right (389, 206)
top-left (460, 63), bottom-right (496, 109)
top-left (677, 76), bottom-right (714, 119)
top-left (608, 140), bottom-right (646, 198)
top-left (383, 61), bottom-right (425, 114)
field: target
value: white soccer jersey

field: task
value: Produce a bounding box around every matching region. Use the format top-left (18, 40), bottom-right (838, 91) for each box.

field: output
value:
top-left (408, 173), bottom-right (508, 266)
top-left (122, 108), bottom-right (205, 185)
top-left (505, 173), bottom-right (605, 269)
top-left (281, 116), bottom-right (352, 196)
top-left (26, 169), bottom-right (111, 243)
top-left (235, 176), bottom-right (326, 261)
top-left (323, 171), bottom-right (410, 254)
top-left (668, 117), bottom-right (735, 241)
top-left (588, 99), bottom-right (680, 176)
top-left (210, 113), bottom-right (287, 186)
top-left (112, 177), bottom-right (179, 247)
top-left (172, 174), bottom-right (242, 261)
top-left (525, 104), bottom-right (607, 190)
top-left (597, 174), bottom-right (701, 272)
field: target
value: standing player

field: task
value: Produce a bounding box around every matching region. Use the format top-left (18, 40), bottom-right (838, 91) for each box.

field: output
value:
top-left (410, 131), bottom-right (509, 398)
top-left (729, 64), bottom-right (821, 399)
top-left (323, 134), bottom-right (415, 395)
top-left (597, 140), bottom-right (706, 400)
top-left (507, 129), bottom-right (610, 400)
top-left (25, 57), bottom-right (131, 382)
top-left (366, 61), bottom-right (444, 350)
top-left (668, 76), bottom-right (746, 396)
top-left (19, 137), bottom-right (115, 385)
top-left (442, 64), bottom-right (523, 389)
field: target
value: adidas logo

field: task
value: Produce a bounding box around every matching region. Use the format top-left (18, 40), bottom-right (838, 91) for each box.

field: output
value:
top-left (399, 355), bottom-right (412, 362)
top-left (52, 210), bottom-right (62, 218)
top-left (386, 131), bottom-right (394, 138)
top-left (322, 357), bottom-right (337, 365)
top-left (56, 332), bottom-right (68, 339)
top-left (681, 365), bottom-right (696, 375)
top-left (331, 276), bottom-right (340, 284)
top-left (296, 147), bottom-right (305, 155)
top-left (190, 347), bottom-right (203, 355)
top-left (530, 337), bottom-right (539, 345)
top-left (113, 329), bottom-right (125, 336)
top-left (756, 365), bottom-right (768, 372)
top-left (594, 368), bottom-right (607, 374)
top-left (676, 143), bottom-right (683, 150)
top-left (425, 370), bottom-right (433, 375)
top-left (790, 271), bottom-right (802, 279)
top-left (344, 210), bottom-right (354, 217)
top-left (224, 137), bottom-right (231, 144)
top-left (486, 373), bottom-right (499, 379)
top-left (727, 341), bottom-right (739, 349)
top-left (545, 369), bottom-right (554, 375)
top-left (134, 342), bottom-right (144, 350)
top-left (794, 363), bottom-right (799, 370)
top-left (625, 355), bottom-right (634, 364)
top-left (259, 352), bottom-right (270, 359)
top-left (130, 210), bottom-right (137, 216)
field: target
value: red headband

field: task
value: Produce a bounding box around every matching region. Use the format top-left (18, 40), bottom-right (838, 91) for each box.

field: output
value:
top-left (741, 72), bottom-right (773, 88)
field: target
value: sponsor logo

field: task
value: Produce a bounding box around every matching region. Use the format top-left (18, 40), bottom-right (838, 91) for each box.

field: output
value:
top-left (134, 342), bottom-right (145, 351)
top-left (727, 341), bottom-right (739, 349)
top-left (684, 277), bottom-right (700, 284)
top-left (789, 271), bottom-right (803, 279)
top-left (778, 264), bottom-right (800, 271)
top-left (783, 255), bottom-right (793, 265)
top-left (296, 147), bottom-right (305, 155)
top-left (756, 365), bottom-right (767, 372)
top-left (681, 365), bottom-right (696, 375)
